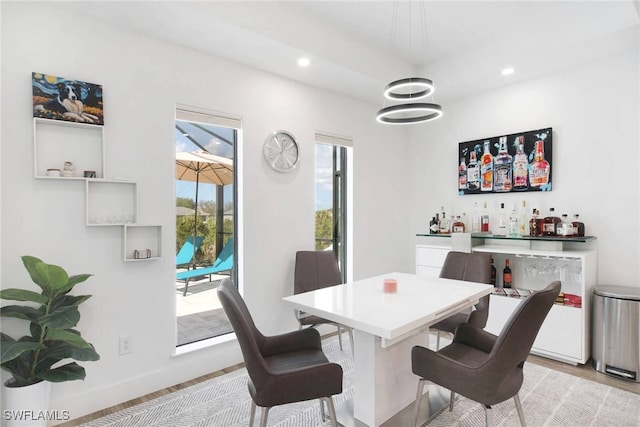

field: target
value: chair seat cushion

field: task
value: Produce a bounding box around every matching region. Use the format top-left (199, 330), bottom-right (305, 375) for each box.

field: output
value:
top-left (438, 342), bottom-right (491, 368)
top-left (249, 348), bottom-right (343, 407)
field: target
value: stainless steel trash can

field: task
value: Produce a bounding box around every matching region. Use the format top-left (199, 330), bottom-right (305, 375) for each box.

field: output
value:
top-left (592, 285), bottom-right (640, 382)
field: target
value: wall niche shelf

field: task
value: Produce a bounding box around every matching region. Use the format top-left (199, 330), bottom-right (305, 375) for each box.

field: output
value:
top-left (123, 225), bottom-right (162, 262)
top-left (33, 118), bottom-right (105, 179)
top-left (86, 180), bottom-right (137, 226)
top-left (33, 117), bottom-right (162, 261)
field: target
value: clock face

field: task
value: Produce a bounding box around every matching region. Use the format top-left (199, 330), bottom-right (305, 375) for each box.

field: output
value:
top-left (263, 131), bottom-right (300, 172)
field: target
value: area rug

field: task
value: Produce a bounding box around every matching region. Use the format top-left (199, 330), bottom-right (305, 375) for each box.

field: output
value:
top-left (78, 335), bottom-right (639, 427)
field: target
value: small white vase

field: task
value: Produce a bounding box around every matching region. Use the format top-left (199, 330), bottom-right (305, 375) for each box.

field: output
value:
top-left (1, 380), bottom-right (51, 427)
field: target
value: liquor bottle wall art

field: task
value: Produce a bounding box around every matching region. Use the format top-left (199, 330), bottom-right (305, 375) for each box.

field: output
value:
top-left (457, 127), bottom-right (552, 195)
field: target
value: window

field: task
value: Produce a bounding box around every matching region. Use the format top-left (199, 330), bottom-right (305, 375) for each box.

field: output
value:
top-left (175, 106), bottom-right (239, 346)
top-left (315, 132), bottom-right (352, 281)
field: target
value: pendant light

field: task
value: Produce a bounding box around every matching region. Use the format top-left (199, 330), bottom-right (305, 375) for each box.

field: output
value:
top-left (376, 1), bottom-right (443, 125)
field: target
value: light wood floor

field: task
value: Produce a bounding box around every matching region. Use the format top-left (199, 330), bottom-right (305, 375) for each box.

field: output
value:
top-left (59, 342), bottom-right (639, 426)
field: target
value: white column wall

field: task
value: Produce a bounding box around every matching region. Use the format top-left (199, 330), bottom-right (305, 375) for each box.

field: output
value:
top-left (0, 2), bottom-right (411, 419)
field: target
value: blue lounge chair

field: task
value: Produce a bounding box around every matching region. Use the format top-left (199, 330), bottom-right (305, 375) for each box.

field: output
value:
top-left (177, 238), bottom-right (234, 296)
top-left (176, 236), bottom-right (204, 269)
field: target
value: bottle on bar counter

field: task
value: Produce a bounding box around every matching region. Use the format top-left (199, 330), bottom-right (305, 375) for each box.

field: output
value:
top-left (508, 204), bottom-right (519, 237)
top-left (503, 259), bottom-right (512, 288)
top-left (496, 203), bottom-right (508, 236)
top-left (502, 258), bottom-right (512, 288)
top-left (481, 202), bottom-right (490, 233)
top-left (557, 213), bottom-right (574, 236)
top-left (452, 216), bottom-right (465, 233)
top-left (429, 216), bottom-right (438, 234)
top-left (472, 202), bottom-right (481, 232)
top-left (490, 258), bottom-right (497, 287)
top-left (529, 209), bottom-right (542, 236)
top-left (572, 214), bottom-right (585, 237)
top-left (543, 207), bottom-right (561, 236)
top-left (519, 200), bottom-right (529, 236)
top-left (439, 207), bottom-right (449, 234)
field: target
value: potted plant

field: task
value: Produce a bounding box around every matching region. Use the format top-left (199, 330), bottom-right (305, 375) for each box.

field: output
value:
top-left (1, 256), bottom-right (100, 424)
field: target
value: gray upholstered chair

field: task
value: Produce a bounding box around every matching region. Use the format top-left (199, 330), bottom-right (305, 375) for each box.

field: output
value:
top-left (432, 251), bottom-right (492, 349)
top-left (294, 250), bottom-right (354, 354)
top-left (217, 279), bottom-right (343, 427)
top-left (411, 281), bottom-right (561, 427)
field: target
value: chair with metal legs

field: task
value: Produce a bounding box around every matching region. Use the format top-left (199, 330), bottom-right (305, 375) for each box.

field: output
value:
top-left (411, 281), bottom-right (561, 427)
top-left (217, 278), bottom-right (343, 427)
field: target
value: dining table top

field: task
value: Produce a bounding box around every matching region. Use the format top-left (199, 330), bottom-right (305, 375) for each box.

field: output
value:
top-left (282, 271), bottom-right (493, 342)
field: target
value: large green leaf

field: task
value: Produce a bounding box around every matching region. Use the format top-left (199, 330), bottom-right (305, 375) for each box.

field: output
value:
top-left (38, 362), bottom-right (86, 382)
top-left (0, 305), bottom-right (42, 322)
top-left (0, 288), bottom-right (47, 305)
top-left (21, 256), bottom-right (69, 297)
top-left (49, 294), bottom-right (91, 313)
top-left (40, 306), bottom-right (80, 329)
top-left (44, 329), bottom-right (92, 348)
top-left (66, 274), bottom-right (92, 289)
top-left (0, 340), bottom-right (44, 364)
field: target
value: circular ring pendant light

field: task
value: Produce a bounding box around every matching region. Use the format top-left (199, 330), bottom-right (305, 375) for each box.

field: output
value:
top-left (384, 77), bottom-right (434, 100)
top-left (376, 103), bottom-right (443, 125)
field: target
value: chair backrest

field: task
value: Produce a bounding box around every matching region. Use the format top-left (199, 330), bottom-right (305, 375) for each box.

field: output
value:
top-left (440, 251), bottom-right (492, 326)
top-left (217, 278), bottom-right (268, 388)
top-left (176, 236), bottom-right (204, 265)
top-left (212, 238), bottom-right (234, 270)
top-left (439, 251), bottom-right (491, 283)
top-left (490, 281), bottom-right (561, 367)
top-left (294, 250), bottom-right (342, 295)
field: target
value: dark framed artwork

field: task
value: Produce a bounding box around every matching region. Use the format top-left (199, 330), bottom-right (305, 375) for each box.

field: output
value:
top-left (32, 72), bottom-right (104, 125)
top-left (458, 127), bottom-right (552, 195)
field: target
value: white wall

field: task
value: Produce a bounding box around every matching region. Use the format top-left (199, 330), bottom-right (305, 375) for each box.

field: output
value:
top-left (407, 41), bottom-right (640, 287)
top-left (0, 2), bottom-right (412, 419)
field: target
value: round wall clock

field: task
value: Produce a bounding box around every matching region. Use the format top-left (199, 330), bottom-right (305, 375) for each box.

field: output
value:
top-left (263, 130), bottom-right (300, 172)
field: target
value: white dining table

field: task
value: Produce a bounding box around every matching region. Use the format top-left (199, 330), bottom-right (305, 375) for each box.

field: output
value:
top-left (282, 271), bottom-right (493, 427)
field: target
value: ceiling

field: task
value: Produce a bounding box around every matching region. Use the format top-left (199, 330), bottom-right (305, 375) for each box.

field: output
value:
top-left (63, 1), bottom-right (639, 105)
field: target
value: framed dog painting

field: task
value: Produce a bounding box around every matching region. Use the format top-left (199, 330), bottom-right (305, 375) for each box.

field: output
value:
top-left (32, 72), bottom-right (104, 125)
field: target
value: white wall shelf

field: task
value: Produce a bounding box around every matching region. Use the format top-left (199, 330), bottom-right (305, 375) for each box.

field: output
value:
top-left (416, 234), bottom-right (597, 365)
top-left (123, 225), bottom-right (162, 262)
top-left (85, 180), bottom-right (137, 226)
top-left (33, 118), bottom-right (105, 179)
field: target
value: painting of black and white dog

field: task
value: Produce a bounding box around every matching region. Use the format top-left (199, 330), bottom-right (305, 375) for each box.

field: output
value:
top-left (33, 72), bottom-right (104, 125)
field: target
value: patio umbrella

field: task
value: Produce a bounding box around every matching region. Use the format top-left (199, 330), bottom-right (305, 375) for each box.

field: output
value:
top-left (175, 150), bottom-right (233, 263)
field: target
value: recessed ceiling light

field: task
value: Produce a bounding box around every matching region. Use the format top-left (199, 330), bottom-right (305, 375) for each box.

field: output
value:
top-left (502, 67), bottom-right (515, 76)
top-left (297, 57), bottom-right (311, 67)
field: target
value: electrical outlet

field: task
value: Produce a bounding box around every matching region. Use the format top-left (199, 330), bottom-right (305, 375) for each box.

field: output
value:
top-left (119, 335), bottom-right (132, 355)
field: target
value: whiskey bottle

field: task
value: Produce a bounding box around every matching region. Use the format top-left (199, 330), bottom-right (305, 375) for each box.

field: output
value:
top-left (543, 207), bottom-right (561, 236)
top-left (529, 209), bottom-right (542, 236)
top-left (481, 202), bottom-right (490, 233)
top-left (458, 157), bottom-right (467, 190)
top-left (512, 136), bottom-right (529, 191)
top-left (494, 136), bottom-right (513, 192)
top-left (572, 214), bottom-right (585, 237)
top-left (467, 150), bottom-right (480, 191)
top-left (529, 139), bottom-right (550, 188)
top-left (503, 259), bottom-right (512, 288)
top-left (481, 140), bottom-right (494, 192)
top-left (452, 216), bottom-right (466, 233)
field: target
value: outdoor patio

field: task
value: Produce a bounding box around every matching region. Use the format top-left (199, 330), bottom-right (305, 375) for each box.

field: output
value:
top-left (176, 274), bottom-right (232, 346)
